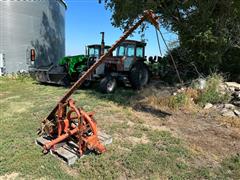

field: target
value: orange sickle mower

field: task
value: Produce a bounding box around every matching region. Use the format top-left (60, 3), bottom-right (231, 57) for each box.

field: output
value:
top-left (36, 98), bottom-right (110, 165)
top-left (36, 10), bottom-right (159, 164)
top-left (41, 99), bottom-right (106, 155)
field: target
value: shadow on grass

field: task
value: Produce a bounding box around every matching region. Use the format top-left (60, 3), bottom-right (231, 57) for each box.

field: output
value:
top-left (32, 81), bottom-right (69, 89)
top-left (80, 86), bottom-right (135, 105)
top-left (80, 83), bottom-right (172, 118)
top-left (133, 104), bottom-right (172, 118)
top-left (33, 80), bottom-right (172, 118)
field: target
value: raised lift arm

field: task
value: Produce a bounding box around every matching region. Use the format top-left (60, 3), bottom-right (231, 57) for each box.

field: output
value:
top-left (46, 10), bottom-right (159, 121)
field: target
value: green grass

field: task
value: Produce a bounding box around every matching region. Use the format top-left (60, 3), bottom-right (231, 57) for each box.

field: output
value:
top-left (0, 77), bottom-right (239, 179)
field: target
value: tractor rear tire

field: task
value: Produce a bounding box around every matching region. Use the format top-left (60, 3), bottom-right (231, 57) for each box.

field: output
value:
top-left (99, 75), bottom-right (117, 93)
top-left (129, 62), bottom-right (149, 90)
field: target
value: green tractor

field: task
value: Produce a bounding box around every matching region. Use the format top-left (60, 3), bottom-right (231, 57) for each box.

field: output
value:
top-left (59, 45), bottom-right (110, 87)
top-left (58, 32), bottom-right (110, 87)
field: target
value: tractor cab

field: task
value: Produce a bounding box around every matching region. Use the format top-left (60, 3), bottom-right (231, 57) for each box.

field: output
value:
top-left (105, 40), bottom-right (147, 72)
top-left (87, 44), bottom-right (110, 58)
top-left (86, 44), bottom-right (111, 76)
top-left (115, 40), bottom-right (146, 58)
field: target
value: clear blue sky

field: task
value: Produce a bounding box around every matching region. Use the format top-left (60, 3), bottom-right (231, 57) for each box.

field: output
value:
top-left (65, 0), bottom-right (178, 57)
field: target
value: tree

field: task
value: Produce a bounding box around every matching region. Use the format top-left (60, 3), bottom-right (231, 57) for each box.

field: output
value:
top-left (102, 0), bottom-right (240, 80)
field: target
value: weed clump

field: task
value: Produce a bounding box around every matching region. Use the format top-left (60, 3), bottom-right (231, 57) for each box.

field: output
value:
top-left (166, 73), bottom-right (231, 109)
top-left (134, 73), bottom-right (231, 111)
top-left (196, 73), bottom-right (231, 106)
top-left (168, 92), bottom-right (191, 109)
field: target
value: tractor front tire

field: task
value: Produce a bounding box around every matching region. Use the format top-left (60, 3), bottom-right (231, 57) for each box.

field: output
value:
top-left (83, 80), bottom-right (91, 88)
top-left (99, 75), bottom-right (117, 93)
top-left (62, 75), bottom-right (71, 87)
top-left (129, 62), bottom-right (149, 90)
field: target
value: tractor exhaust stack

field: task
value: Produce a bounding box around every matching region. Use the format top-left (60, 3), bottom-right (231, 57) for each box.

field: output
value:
top-left (100, 32), bottom-right (105, 56)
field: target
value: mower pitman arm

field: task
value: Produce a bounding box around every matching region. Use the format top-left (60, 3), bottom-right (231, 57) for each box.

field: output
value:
top-left (46, 10), bottom-right (159, 121)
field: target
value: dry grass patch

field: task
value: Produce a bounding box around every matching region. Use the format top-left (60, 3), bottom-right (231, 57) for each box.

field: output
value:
top-left (218, 116), bottom-right (240, 128)
top-left (132, 86), bottom-right (199, 112)
top-left (0, 173), bottom-right (21, 180)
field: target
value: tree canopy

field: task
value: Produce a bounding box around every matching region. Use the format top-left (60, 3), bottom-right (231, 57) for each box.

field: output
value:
top-left (102, 0), bottom-right (240, 80)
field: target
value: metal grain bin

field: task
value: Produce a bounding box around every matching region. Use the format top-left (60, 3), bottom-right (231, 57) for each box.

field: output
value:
top-left (0, 0), bottom-right (67, 74)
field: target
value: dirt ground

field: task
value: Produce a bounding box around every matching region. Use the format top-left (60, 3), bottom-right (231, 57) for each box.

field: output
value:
top-left (132, 81), bottom-right (240, 167)
top-left (170, 112), bottom-right (239, 164)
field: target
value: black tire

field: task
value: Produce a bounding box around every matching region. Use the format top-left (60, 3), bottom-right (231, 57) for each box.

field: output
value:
top-left (61, 75), bottom-right (71, 87)
top-left (82, 80), bottom-right (91, 88)
top-left (129, 61), bottom-right (149, 89)
top-left (77, 73), bottom-right (92, 89)
top-left (99, 75), bottom-right (117, 93)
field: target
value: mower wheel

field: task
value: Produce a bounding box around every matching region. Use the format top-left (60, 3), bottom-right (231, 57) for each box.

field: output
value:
top-left (99, 75), bottom-right (117, 93)
top-left (129, 61), bottom-right (149, 90)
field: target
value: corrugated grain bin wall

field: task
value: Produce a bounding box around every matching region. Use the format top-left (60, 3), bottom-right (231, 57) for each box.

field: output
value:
top-left (0, 0), bottom-right (67, 74)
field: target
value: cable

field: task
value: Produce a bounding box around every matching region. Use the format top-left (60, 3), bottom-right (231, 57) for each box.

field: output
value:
top-left (157, 29), bottom-right (183, 84)
top-left (155, 27), bottom-right (162, 57)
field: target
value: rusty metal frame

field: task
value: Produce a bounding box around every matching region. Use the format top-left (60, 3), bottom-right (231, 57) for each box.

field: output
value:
top-left (43, 99), bottom-right (106, 156)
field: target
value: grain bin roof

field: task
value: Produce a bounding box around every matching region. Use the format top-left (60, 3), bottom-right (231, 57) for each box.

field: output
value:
top-left (3, 0), bottom-right (67, 9)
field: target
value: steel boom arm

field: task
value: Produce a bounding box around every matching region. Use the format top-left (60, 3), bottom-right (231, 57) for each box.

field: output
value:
top-left (46, 10), bottom-right (159, 121)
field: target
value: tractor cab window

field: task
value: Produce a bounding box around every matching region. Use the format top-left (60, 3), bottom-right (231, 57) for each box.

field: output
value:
top-left (104, 47), bottom-right (109, 54)
top-left (117, 46), bottom-right (125, 56)
top-left (127, 45), bottom-right (135, 57)
top-left (136, 47), bottom-right (144, 57)
top-left (88, 47), bottom-right (99, 57)
top-left (112, 49), bottom-right (117, 56)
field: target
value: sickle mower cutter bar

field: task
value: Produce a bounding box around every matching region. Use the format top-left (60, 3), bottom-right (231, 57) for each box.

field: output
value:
top-left (36, 10), bottom-right (159, 165)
